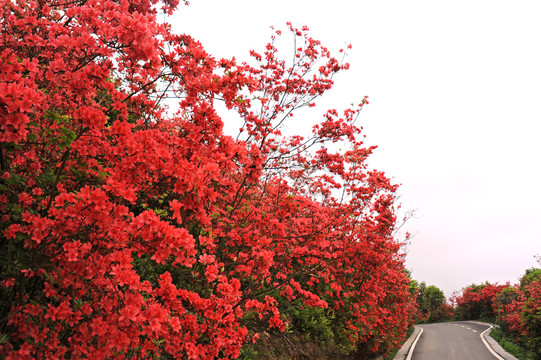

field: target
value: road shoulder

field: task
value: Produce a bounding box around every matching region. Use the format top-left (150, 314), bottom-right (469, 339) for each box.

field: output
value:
top-left (392, 326), bottom-right (422, 360)
top-left (465, 321), bottom-right (518, 360)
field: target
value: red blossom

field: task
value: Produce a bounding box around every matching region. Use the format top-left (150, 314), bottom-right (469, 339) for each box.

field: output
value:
top-left (0, 0), bottom-right (414, 357)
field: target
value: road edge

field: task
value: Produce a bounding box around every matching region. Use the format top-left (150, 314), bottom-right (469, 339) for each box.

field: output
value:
top-left (392, 326), bottom-right (423, 360)
top-left (466, 321), bottom-right (518, 360)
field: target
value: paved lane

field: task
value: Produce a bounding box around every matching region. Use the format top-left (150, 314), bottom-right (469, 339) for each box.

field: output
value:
top-left (412, 321), bottom-right (497, 360)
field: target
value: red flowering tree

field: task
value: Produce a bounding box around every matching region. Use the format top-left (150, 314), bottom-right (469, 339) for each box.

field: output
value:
top-left (452, 282), bottom-right (507, 321)
top-left (0, 0), bottom-right (415, 359)
top-left (449, 268), bottom-right (541, 358)
top-left (493, 269), bottom-right (541, 359)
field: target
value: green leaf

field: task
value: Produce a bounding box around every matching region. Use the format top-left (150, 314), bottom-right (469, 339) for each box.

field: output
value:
top-left (58, 126), bottom-right (77, 149)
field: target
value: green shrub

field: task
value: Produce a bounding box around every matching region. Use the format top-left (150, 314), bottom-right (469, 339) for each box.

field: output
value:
top-left (289, 306), bottom-right (335, 346)
top-left (490, 328), bottom-right (535, 360)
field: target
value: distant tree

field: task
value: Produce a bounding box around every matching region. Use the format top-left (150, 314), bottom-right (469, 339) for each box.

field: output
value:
top-left (422, 285), bottom-right (445, 313)
top-left (519, 268), bottom-right (541, 292)
top-left (405, 272), bottom-right (418, 299)
top-left (453, 283), bottom-right (507, 321)
top-left (414, 282), bottom-right (451, 323)
top-left (416, 281), bottom-right (426, 311)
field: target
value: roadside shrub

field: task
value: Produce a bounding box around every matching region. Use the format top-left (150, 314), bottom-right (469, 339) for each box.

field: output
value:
top-left (520, 279), bottom-right (541, 359)
top-left (458, 269), bottom-right (541, 360)
top-left (453, 282), bottom-right (507, 321)
top-left (289, 306), bottom-right (335, 345)
top-left (0, 0), bottom-right (417, 358)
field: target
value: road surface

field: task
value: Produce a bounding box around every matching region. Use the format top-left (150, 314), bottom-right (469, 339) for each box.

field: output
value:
top-left (411, 321), bottom-right (498, 360)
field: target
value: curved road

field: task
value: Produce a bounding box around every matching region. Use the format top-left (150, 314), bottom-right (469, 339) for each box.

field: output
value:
top-left (412, 321), bottom-right (499, 360)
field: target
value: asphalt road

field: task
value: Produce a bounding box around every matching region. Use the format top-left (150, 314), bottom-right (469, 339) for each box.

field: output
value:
top-left (411, 321), bottom-right (498, 360)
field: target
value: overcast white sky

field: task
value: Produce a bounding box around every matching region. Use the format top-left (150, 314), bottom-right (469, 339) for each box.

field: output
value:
top-left (171, 0), bottom-right (541, 297)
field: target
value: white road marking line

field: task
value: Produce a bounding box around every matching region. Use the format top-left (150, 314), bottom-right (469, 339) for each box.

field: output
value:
top-left (406, 328), bottom-right (424, 360)
top-left (473, 330), bottom-right (477, 333)
top-left (481, 326), bottom-right (504, 360)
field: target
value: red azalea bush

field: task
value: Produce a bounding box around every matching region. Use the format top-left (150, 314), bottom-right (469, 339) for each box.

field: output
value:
top-left (0, 0), bottom-right (416, 358)
top-left (493, 269), bottom-right (541, 359)
top-left (426, 303), bottom-right (454, 324)
top-left (452, 282), bottom-right (507, 321)
top-left (519, 279), bottom-right (541, 358)
top-left (453, 269), bottom-right (541, 359)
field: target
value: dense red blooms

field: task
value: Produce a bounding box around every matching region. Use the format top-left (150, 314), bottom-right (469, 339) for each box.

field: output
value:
top-left (453, 271), bottom-right (541, 358)
top-left (452, 282), bottom-right (508, 320)
top-left (0, 0), bottom-right (416, 358)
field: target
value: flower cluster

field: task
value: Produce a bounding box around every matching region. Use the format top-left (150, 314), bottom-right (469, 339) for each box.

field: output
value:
top-left (453, 269), bottom-right (541, 359)
top-left (0, 0), bottom-right (416, 359)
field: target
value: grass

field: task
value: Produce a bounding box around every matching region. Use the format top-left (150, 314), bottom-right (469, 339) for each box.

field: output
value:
top-left (489, 328), bottom-right (535, 360)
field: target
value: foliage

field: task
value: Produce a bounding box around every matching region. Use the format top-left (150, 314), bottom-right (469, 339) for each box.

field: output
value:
top-left (288, 306), bottom-right (334, 346)
top-left (383, 326), bottom-right (414, 360)
top-left (453, 269), bottom-right (541, 360)
top-left (494, 270), bottom-right (541, 360)
top-left (489, 328), bottom-right (536, 360)
top-left (414, 282), bottom-right (452, 323)
top-left (452, 282), bottom-right (507, 322)
top-left (520, 268), bottom-right (541, 292)
top-left (0, 0), bottom-right (416, 359)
